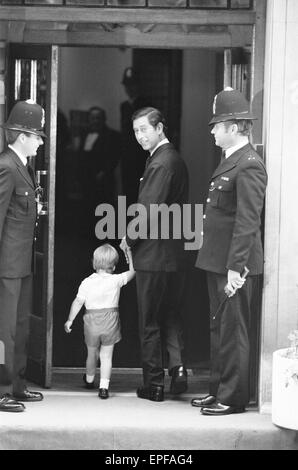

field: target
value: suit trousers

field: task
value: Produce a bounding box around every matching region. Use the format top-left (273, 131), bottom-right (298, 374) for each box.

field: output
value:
top-left (207, 272), bottom-right (257, 407)
top-left (136, 271), bottom-right (186, 388)
top-left (0, 275), bottom-right (32, 396)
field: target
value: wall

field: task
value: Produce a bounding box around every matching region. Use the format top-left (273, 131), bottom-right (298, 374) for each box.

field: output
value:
top-left (58, 47), bottom-right (132, 131)
top-left (0, 43), bottom-right (5, 152)
top-left (260, 0), bottom-right (298, 411)
top-left (180, 49), bottom-right (218, 205)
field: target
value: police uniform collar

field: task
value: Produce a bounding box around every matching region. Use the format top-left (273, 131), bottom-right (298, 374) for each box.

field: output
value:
top-left (8, 144), bottom-right (27, 167)
top-left (212, 143), bottom-right (251, 180)
top-left (8, 148), bottom-right (35, 189)
top-left (225, 140), bottom-right (249, 159)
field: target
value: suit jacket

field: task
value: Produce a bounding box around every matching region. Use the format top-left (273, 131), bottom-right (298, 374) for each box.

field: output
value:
top-left (126, 143), bottom-right (190, 272)
top-left (196, 143), bottom-right (267, 275)
top-left (0, 148), bottom-right (37, 278)
top-left (79, 126), bottom-right (121, 178)
top-left (79, 126), bottom-right (121, 198)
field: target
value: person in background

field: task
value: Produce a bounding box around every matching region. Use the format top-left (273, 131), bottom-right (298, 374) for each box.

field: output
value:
top-left (78, 106), bottom-right (121, 240)
top-left (120, 67), bottom-right (151, 206)
top-left (191, 88), bottom-right (267, 416)
top-left (64, 244), bottom-right (135, 399)
top-left (0, 100), bottom-right (45, 412)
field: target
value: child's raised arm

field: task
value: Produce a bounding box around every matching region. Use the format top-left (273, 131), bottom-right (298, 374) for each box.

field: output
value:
top-left (64, 297), bottom-right (84, 333)
top-left (125, 248), bottom-right (135, 283)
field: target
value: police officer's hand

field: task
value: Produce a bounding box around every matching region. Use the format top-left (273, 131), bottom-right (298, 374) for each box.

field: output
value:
top-left (226, 269), bottom-right (246, 297)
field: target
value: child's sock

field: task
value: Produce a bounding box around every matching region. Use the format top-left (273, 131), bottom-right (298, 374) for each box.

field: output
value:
top-left (100, 378), bottom-right (110, 389)
top-left (86, 374), bottom-right (95, 383)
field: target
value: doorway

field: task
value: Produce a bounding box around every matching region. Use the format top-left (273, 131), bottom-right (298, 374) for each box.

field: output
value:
top-left (52, 46), bottom-right (219, 370)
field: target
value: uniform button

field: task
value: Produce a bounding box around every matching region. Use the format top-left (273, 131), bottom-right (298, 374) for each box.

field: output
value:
top-left (207, 198), bottom-right (211, 203)
top-left (35, 222), bottom-right (38, 227)
top-left (34, 237), bottom-right (37, 241)
top-left (201, 232), bottom-right (204, 236)
top-left (203, 215), bottom-right (206, 219)
top-left (218, 186), bottom-right (222, 190)
top-left (211, 182), bottom-right (214, 186)
top-left (25, 192), bottom-right (28, 196)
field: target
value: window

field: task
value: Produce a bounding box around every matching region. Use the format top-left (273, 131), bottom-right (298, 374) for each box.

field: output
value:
top-left (0, 0), bottom-right (253, 8)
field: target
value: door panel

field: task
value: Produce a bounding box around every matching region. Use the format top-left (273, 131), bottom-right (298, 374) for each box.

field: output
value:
top-left (8, 44), bottom-right (58, 387)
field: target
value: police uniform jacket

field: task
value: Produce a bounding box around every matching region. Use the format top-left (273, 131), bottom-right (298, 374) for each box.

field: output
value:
top-left (126, 143), bottom-right (190, 272)
top-left (196, 143), bottom-right (267, 275)
top-left (0, 148), bottom-right (37, 278)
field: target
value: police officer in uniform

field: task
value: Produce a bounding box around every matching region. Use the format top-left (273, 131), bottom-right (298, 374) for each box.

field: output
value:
top-left (191, 88), bottom-right (267, 415)
top-left (0, 100), bottom-right (45, 412)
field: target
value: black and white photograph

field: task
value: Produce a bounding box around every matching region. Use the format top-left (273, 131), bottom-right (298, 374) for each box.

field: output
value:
top-left (0, 0), bottom-right (297, 455)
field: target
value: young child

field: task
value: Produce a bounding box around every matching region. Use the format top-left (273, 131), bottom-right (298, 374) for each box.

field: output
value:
top-left (64, 243), bottom-right (135, 399)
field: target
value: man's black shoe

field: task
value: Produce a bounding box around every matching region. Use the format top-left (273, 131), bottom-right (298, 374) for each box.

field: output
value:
top-left (136, 385), bottom-right (164, 402)
top-left (200, 402), bottom-right (246, 416)
top-left (0, 394), bottom-right (25, 412)
top-left (83, 374), bottom-right (95, 389)
top-left (169, 365), bottom-right (188, 394)
top-left (13, 389), bottom-right (43, 402)
top-left (191, 394), bottom-right (216, 407)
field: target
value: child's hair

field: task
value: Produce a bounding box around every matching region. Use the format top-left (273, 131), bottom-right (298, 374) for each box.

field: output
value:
top-left (93, 244), bottom-right (119, 272)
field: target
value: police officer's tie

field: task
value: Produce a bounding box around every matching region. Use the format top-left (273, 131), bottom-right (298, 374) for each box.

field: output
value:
top-left (26, 158), bottom-right (35, 186)
top-left (221, 150), bottom-right (226, 163)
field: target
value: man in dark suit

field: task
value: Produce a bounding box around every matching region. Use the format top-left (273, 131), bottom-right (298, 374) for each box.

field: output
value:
top-left (0, 100), bottom-right (45, 412)
top-left (120, 67), bottom-right (151, 206)
top-left (191, 88), bottom-right (267, 415)
top-left (120, 107), bottom-right (189, 402)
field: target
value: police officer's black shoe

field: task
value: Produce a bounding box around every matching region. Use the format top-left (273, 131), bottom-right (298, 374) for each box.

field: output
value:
top-left (191, 394), bottom-right (216, 407)
top-left (200, 402), bottom-right (246, 415)
top-left (0, 394), bottom-right (25, 412)
top-left (13, 389), bottom-right (43, 402)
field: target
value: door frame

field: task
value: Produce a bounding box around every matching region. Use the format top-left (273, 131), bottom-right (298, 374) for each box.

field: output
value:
top-left (45, 45), bottom-right (58, 387)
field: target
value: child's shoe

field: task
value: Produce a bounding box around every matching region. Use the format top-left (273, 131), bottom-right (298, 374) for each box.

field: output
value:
top-left (98, 388), bottom-right (109, 399)
top-left (83, 374), bottom-right (95, 389)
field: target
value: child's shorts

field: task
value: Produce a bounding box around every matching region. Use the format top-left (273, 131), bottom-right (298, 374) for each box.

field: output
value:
top-left (83, 308), bottom-right (121, 347)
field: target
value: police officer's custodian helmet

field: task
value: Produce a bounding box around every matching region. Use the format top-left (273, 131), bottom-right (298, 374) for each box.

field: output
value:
top-left (1, 99), bottom-right (46, 137)
top-left (209, 87), bottom-right (256, 126)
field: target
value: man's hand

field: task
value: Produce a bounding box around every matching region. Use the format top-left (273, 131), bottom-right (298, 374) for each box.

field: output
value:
top-left (120, 237), bottom-right (130, 263)
top-left (64, 320), bottom-right (73, 333)
top-left (225, 269), bottom-right (246, 297)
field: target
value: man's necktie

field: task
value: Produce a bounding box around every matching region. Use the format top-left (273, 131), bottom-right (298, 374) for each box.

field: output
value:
top-left (145, 156), bottom-right (151, 170)
top-left (221, 151), bottom-right (226, 163)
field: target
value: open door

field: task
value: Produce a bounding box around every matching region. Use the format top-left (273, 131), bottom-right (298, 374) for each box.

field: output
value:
top-left (7, 44), bottom-right (58, 388)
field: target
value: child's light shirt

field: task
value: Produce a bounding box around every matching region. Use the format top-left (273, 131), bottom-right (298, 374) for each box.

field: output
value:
top-left (76, 271), bottom-right (129, 310)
